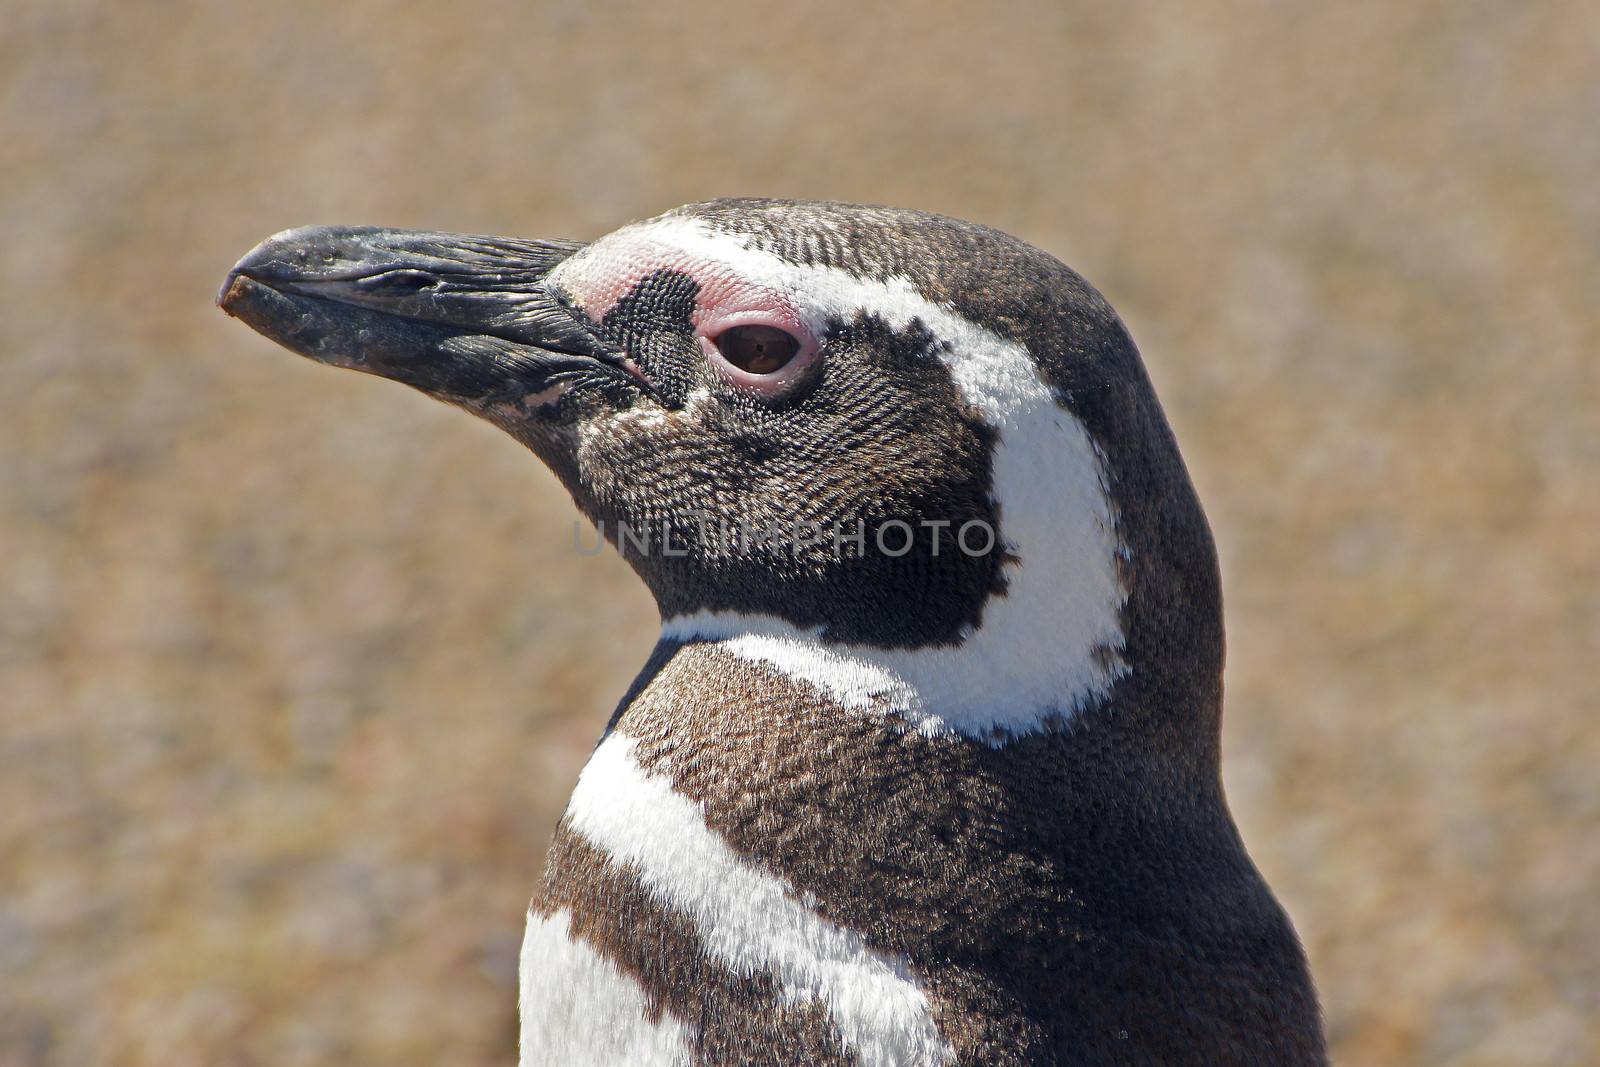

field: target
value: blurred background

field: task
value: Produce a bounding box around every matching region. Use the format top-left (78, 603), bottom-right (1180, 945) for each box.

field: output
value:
top-left (2, 2), bottom-right (1596, 1064)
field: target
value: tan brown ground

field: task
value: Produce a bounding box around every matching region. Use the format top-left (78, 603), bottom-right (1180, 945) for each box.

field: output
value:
top-left (2, 3), bottom-right (1596, 1065)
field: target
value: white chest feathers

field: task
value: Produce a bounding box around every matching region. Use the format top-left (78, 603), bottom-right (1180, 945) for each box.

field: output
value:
top-left (518, 733), bottom-right (954, 1067)
top-left (519, 908), bottom-right (693, 1067)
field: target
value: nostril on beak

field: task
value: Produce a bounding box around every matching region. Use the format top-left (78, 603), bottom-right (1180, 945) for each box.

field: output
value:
top-left (355, 269), bottom-right (441, 295)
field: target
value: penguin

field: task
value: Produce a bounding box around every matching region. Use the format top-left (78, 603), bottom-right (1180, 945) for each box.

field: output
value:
top-left (220, 198), bottom-right (1328, 1066)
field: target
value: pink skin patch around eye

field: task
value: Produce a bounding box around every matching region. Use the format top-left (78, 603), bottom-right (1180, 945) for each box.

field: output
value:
top-left (550, 236), bottom-right (820, 399)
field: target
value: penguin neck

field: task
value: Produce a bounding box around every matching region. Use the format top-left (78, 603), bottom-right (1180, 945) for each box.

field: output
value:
top-left (638, 609), bottom-right (1217, 766)
top-left (650, 547), bottom-right (1220, 754)
top-left (656, 500), bottom-right (1137, 745)
top-left (592, 632), bottom-right (1236, 945)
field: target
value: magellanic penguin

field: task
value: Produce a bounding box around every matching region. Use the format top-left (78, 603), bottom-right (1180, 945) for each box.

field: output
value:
top-left (220, 199), bottom-right (1327, 1066)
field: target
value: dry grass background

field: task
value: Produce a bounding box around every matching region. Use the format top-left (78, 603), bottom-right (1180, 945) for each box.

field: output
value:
top-left (2, 2), bottom-right (1596, 1064)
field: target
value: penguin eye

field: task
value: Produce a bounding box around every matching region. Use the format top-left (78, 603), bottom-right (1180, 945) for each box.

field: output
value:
top-left (712, 324), bottom-right (800, 375)
top-left (698, 314), bottom-right (818, 397)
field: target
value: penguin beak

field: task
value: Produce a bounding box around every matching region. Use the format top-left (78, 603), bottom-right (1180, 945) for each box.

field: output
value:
top-left (218, 226), bottom-right (656, 406)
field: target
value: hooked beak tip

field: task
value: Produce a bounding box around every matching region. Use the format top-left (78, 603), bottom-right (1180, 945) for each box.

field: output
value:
top-left (217, 271), bottom-right (251, 313)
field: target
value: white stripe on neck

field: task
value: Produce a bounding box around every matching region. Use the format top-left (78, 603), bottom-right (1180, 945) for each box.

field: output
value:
top-left (563, 733), bottom-right (955, 1067)
top-left (617, 218), bottom-right (1130, 742)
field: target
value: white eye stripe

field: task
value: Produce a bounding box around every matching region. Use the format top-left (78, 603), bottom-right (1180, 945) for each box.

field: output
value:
top-left (576, 217), bottom-right (1052, 424)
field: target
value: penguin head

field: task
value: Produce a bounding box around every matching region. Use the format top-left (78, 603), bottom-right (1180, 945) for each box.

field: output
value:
top-left (222, 199), bottom-right (1220, 739)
